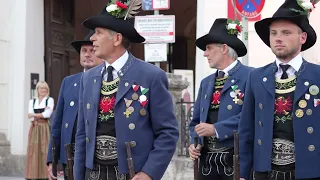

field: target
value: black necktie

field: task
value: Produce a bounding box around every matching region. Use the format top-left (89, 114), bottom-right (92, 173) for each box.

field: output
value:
top-left (107, 66), bottom-right (114, 82)
top-left (279, 64), bottom-right (290, 79)
top-left (216, 71), bottom-right (225, 79)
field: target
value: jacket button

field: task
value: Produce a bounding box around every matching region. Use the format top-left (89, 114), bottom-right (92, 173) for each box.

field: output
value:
top-left (259, 121), bottom-right (263, 127)
top-left (205, 94), bottom-right (208, 99)
top-left (65, 123), bottom-right (68, 128)
top-left (130, 141), bottom-right (137, 147)
top-left (201, 108), bottom-right (204, 112)
top-left (259, 103), bottom-right (263, 110)
top-left (307, 127), bottom-right (313, 134)
top-left (224, 135), bottom-right (228, 139)
top-left (258, 139), bottom-right (262, 145)
top-left (129, 123), bottom-right (135, 130)
top-left (87, 103), bottom-right (90, 109)
top-left (70, 101), bottom-right (74, 106)
top-left (86, 137), bottom-right (90, 143)
top-left (86, 119), bottom-right (89, 124)
top-left (308, 145), bottom-right (315, 151)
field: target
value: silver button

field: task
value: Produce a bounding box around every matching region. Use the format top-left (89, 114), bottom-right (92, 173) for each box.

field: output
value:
top-left (224, 135), bottom-right (228, 139)
top-left (308, 145), bottom-right (315, 151)
top-left (259, 121), bottom-right (263, 127)
top-left (65, 123), bottom-right (68, 128)
top-left (74, 83), bottom-right (77, 86)
top-left (125, 82), bottom-right (129, 87)
top-left (227, 105), bottom-right (232, 110)
top-left (201, 108), bottom-right (204, 112)
top-left (259, 103), bottom-right (263, 110)
top-left (86, 137), bottom-right (90, 143)
top-left (258, 139), bottom-right (262, 145)
top-left (231, 79), bottom-right (235, 83)
top-left (87, 103), bottom-right (90, 109)
top-left (304, 81), bottom-right (310, 86)
top-left (70, 101), bottom-right (74, 107)
top-left (130, 141), bottom-right (137, 147)
top-left (263, 77), bottom-right (267, 82)
top-left (129, 123), bottom-right (135, 130)
top-left (205, 94), bottom-right (207, 99)
top-left (94, 79), bottom-right (96, 83)
top-left (86, 119), bottom-right (89, 124)
top-left (307, 127), bottom-right (314, 134)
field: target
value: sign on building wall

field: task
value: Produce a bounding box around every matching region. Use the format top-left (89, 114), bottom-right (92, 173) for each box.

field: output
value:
top-left (228, 0), bottom-right (265, 21)
top-left (144, 44), bottom-right (168, 62)
top-left (142, 0), bottom-right (153, 11)
top-left (134, 15), bottom-right (175, 43)
top-left (153, 0), bottom-right (170, 10)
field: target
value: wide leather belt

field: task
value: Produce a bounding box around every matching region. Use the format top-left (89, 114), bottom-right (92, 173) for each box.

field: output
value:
top-left (206, 136), bottom-right (232, 153)
top-left (95, 135), bottom-right (117, 160)
top-left (271, 138), bottom-right (295, 165)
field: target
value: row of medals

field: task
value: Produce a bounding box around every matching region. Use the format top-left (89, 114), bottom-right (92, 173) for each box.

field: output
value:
top-left (125, 92), bottom-right (146, 116)
top-left (295, 84), bottom-right (319, 118)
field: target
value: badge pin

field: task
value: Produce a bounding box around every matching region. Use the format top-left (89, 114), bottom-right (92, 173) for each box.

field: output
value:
top-left (295, 109), bottom-right (304, 118)
top-left (298, 100), bottom-right (307, 109)
top-left (237, 99), bottom-right (243, 105)
top-left (124, 109), bottom-right (132, 118)
top-left (233, 97), bottom-right (240, 104)
top-left (309, 85), bottom-right (319, 96)
top-left (139, 95), bottom-right (147, 102)
top-left (231, 85), bottom-right (238, 91)
top-left (132, 85), bottom-right (140, 101)
top-left (70, 101), bottom-right (74, 107)
top-left (227, 105), bottom-right (232, 110)
top-left (314, 98), bottom-right (320, 107)
top-left (140, 108), bottom-right (147, 116)
top-left (74, 83), bottom-right (77, 86)
top-left (234, 89), bottom-right (241, 95)
top-left (128, 106), bottom-right (134, 113)
top-left (230, 91), bottom-right (236, 98)
top-left (306, 109), bottom-right (312, 116)
top-left (305, 93), bottom-right (311, 100)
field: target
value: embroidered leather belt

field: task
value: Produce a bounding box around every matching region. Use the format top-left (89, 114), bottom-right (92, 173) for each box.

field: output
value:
top-left (207, 136), bottom-right (232, 153)
top-left (95, 135), bottom-right (117, 160)
top-left (271, 138), bottom-right (295, 165)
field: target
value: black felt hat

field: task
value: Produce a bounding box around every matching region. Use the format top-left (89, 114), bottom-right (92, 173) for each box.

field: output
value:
top-left (195, 18), bottom-right (247, 57)
top-left (82, 0), bottom-right (145, 43)
top-left (255, 0), bottom-right (317, 51)
top-left (70, 30), bottom-right (94, 54)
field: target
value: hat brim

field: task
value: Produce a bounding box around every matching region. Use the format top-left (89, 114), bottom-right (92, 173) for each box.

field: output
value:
top-left (82, 16), bottom-right (145, 43)
top-left (70, 40), bottom-right (93, 54)
top-left (195, 33), bottom-right (247, 57)
top-left (254, 16), bottom-right (317, 51)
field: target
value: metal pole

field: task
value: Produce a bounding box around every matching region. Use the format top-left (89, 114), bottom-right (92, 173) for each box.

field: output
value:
top-left (241, 16), bottom-right (249, 66)
top-left (154, 9), bottom-right (160, 68)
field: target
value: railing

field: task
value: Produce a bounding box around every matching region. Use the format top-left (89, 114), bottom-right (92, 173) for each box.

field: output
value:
top-left (176, 99), bottom-right (195, 157)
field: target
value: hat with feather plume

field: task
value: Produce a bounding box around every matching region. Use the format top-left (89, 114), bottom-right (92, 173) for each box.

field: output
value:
top-left (82, 0), bottom-right (145, 43)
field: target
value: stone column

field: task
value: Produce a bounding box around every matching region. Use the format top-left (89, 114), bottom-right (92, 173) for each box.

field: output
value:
top-left (162, 73), bottom-right (194, 180)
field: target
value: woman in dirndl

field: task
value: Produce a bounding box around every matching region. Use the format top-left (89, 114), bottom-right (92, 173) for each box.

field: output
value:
top-left (25, 81), bottom-right (54, 180)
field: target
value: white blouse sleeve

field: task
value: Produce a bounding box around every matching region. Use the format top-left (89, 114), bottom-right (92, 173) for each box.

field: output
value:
top-left (41, 97), bottom-right (55, 118)
top-left (28, 99), bottom-right (34, 121)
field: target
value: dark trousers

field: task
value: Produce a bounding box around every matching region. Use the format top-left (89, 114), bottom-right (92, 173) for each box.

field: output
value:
top-left (63, 163), bottom-right (71, 180)
top-left (199, 149), bottom-right (234, 180)
top-left (253, 171), bottom-right (320, 180)
top-left (85, 164), bottom-right (129, 180)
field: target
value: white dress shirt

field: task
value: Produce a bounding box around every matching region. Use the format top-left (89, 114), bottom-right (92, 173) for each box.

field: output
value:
top-left (275, 53), bottom-right (302, 79)
top-left (28, 96), bottom-right (55, 121)
top-left (104, 51), bottom-right (128, 80)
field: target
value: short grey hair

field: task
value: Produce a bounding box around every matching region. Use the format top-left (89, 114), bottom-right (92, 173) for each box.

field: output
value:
top-left (216, 44), bottom-right (238, 60)
top-left (107, 29), bottom-right (131, 49)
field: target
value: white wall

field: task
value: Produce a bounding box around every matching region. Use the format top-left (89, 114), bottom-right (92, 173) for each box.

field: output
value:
top-left (195, 0), bottom-right (319, 97)
top-left (0, 0), bottom-right (44, 155)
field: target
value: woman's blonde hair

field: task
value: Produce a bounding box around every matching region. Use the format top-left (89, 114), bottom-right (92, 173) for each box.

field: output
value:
top-left (35, 81), bottom-right (50, 98)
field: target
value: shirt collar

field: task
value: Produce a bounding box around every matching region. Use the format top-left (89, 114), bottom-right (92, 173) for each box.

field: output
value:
top-left (219, 60), bottom-right (238, 75)
top-left (105, 51), bottom-right (128, 72)
top-left (275, 53), bottom-right (303, 72)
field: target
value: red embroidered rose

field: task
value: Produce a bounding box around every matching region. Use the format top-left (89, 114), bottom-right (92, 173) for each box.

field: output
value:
top-left (211, 90), bottom-right (221, 105)
top-left (116, 1), bottom-right (128, 9)
top-left (274, 96), bottom-right (292, 115)
top-left (99, 96), bottom-right (116, 113)
top-left (236, 25), bottom-right (242, 33)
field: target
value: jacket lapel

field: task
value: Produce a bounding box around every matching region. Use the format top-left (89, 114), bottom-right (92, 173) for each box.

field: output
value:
top-left (115, 53), bottom-right (136, 105)
top-left (203, 75), bottom-right (215, 121)
top-left (294, 61), bottom-right (310, 104)
top-left (91, 64), bottom-right (105, 106)
top-left (221, 60), bottom-right (242, 95)
top-left (261, 62), bottom-right (277, 99)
